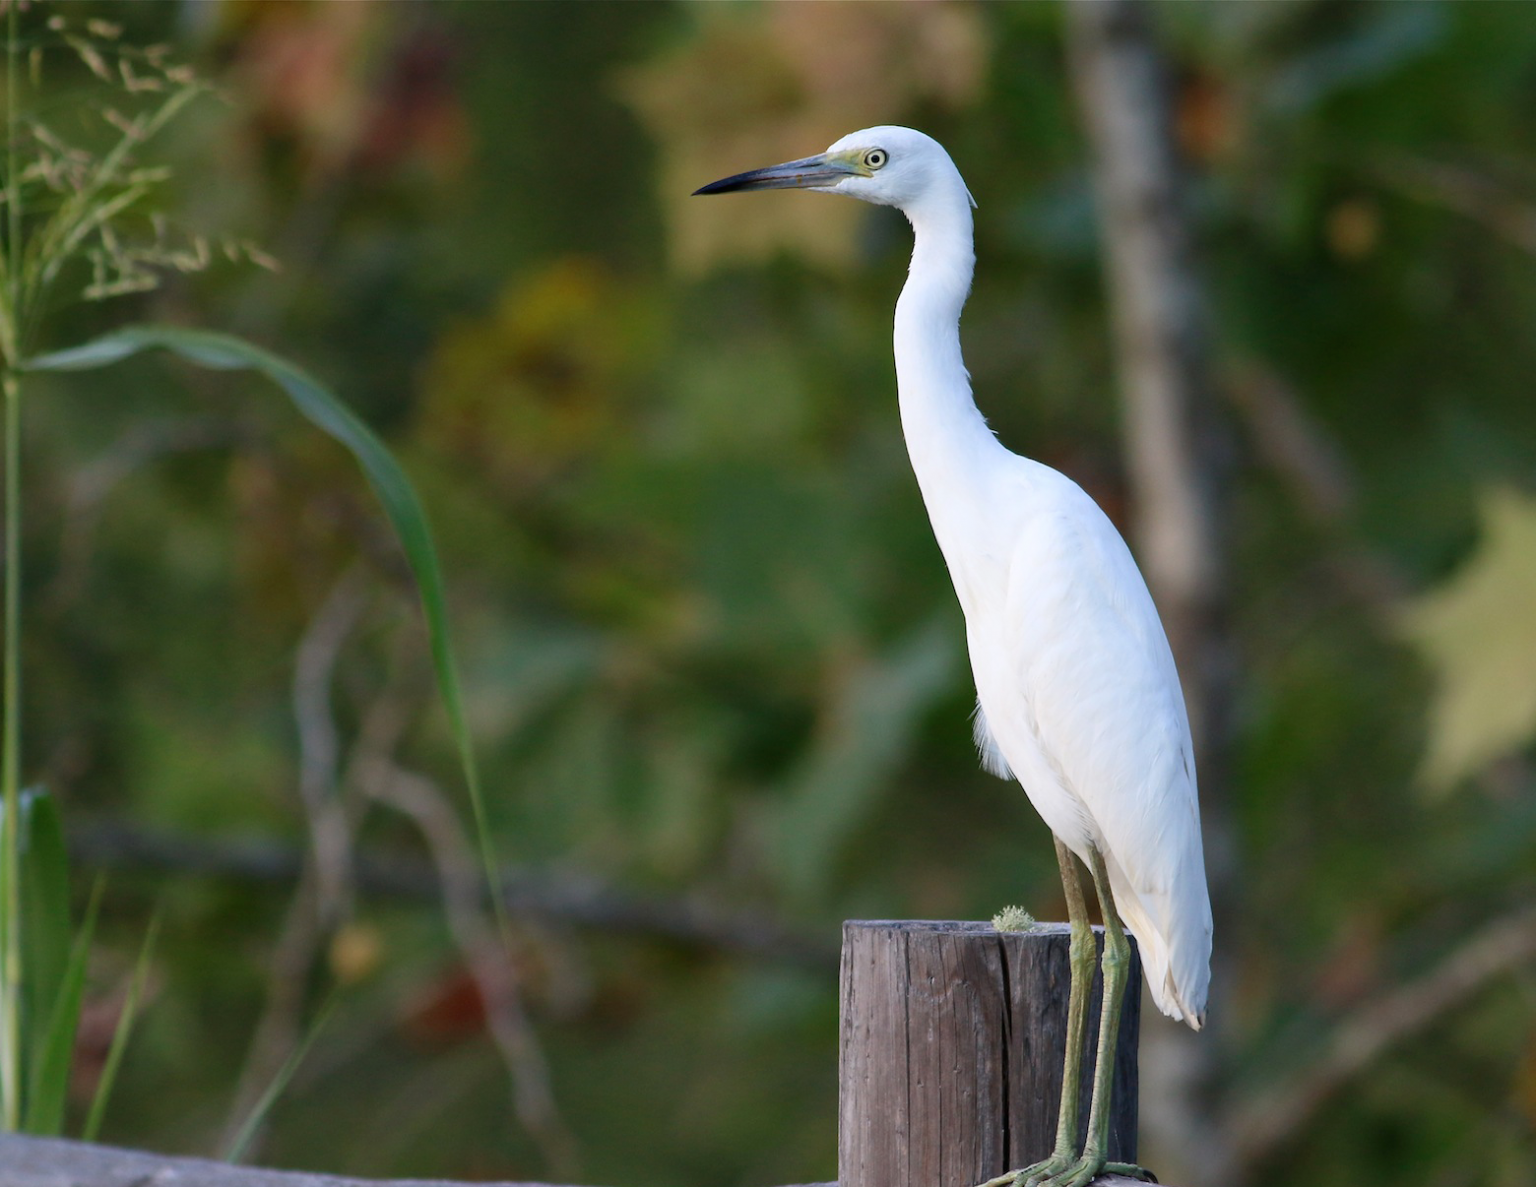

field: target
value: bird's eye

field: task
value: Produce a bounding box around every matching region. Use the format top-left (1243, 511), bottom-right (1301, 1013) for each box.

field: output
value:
top-left (864, 149), bottom-right (888, 170)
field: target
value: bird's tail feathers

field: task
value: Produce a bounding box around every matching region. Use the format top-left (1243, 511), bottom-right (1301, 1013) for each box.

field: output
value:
top-left (1108, 867), bottom-right (1210, 1031)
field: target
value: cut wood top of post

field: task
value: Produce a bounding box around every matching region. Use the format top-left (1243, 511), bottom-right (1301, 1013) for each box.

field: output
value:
top-left (845, 920), bottom-right (1117, 936)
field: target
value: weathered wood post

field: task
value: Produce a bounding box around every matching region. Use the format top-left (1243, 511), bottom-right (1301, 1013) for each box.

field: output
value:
top-left (839, 921), bottom-right (1139, 1187)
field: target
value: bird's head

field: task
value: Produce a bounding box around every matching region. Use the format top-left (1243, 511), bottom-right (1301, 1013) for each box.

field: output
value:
top-left (693, 125), bottom-right (975, 215)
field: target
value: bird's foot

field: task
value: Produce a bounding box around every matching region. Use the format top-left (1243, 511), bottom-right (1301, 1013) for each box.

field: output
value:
top-left (973, 1150), bottom-right (1072, 1187)
top-left (979, 1155), bottom-right (1155, 1187)
top-left (1051, 1157), bottom-right (1157, 1187)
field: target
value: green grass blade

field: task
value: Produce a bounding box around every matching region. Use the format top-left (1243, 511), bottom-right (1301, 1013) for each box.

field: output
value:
top-left (17, 788), bottom-right (70, 1095)
top-left (222, 990), bottom-right (337, 1165)
top-left (80, 909), bottom-right (160, 1143)
top-left (22, 879), bottom-right (102, 1135)
top-left (25, 327), bottom-right (504, 931)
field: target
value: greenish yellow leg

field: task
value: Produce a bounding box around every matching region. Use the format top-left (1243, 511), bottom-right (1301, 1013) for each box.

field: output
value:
top-left (1046, 845), bottom-right (1154, 1187)
top-left (1025, 838), bottom-right (1097, 1185)
top-left (975, 839), bottom-right (1096, 1187)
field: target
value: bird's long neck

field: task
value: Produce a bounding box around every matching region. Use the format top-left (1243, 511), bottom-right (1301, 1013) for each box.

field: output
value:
top-left (894, 197), bottom-right (1005, 530)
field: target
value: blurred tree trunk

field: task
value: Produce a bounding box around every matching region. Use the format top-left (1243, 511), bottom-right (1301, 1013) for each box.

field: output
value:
top-left (1065, 2), bottom-right (1236, 1184)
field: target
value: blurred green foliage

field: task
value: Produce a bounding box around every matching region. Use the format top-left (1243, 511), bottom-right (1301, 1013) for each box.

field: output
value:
top-left (7, 2), bottom-right (1536, 1186)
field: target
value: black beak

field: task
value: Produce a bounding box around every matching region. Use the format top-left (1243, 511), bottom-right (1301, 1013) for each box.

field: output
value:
top-left (693, 153), bottom-right (855, 196)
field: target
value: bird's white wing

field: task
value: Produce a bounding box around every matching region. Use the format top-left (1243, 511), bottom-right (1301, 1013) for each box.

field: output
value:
top-left (982, 472), bottom-right (1211, 1025)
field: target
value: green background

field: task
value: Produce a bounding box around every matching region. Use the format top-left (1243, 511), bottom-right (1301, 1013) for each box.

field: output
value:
top-left (11, 3), bottom-right (1536, 1186)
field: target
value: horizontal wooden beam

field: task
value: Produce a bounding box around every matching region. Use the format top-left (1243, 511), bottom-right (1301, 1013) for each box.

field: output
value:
top-left (0, 1135), bottom-right (1151, 1187)
top-left (0, 1135), bottom-right (574, 1187)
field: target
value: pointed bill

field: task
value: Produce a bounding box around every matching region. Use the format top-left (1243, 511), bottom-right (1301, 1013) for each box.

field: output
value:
top-left (693, 153), bottom-right (860, 195)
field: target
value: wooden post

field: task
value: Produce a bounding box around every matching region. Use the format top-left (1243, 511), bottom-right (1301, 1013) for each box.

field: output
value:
top-left (839, 921), bottom-right (1140, 1187)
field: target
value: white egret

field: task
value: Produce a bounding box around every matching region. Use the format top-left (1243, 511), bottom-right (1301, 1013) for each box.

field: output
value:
top-left (696, 127), bottom-right (1211, 1187)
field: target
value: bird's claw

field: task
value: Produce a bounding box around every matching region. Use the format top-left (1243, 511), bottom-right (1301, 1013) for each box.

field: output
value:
top-left (976, 1156), bottom-right (1156, 1187)
top-left (1052, 1158), bottom-right (1157, 1187)
top-left (973, 1152), bottom-right (1070, 1187)
top-left (1021, 1156), bottom-right (1072, 1187)
top-left (1051, 1157), bottom-right (1107, 1187)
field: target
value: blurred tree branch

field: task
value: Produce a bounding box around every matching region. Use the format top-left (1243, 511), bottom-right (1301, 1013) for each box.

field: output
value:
top-left (45, 415), bottom-right (254, 612)
top-left (1224, 363), bottom-right (1407, 614)
top-left (219, 571), bottom-right (370, 1158)
top-left (1372, 152), bottom-right (1536, 257)
top-left (68, 819), bottom-right (838, 971)
top-left (1228, 902), bottom-right (1536, 1171)
top-left (359, 751), bottom-right (576, 1176)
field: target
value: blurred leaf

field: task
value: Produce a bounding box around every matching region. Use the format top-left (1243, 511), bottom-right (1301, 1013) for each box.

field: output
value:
top-left (462, 624), bottom-right (606, 748)
top-left (1399, 486), bottom-right (1536, 792)
top-left (23, 882), bottom-right (101, 1136)
top-left (773, 618), bottom-right (958, 902)
top-left (420, 258), bottom-right (657, 496)
top-left (15, 788), bottom-right (69, 1094)
top-left (81, 911), bottom-right (160, 1142)
top-left (227, 0), bottom-right (376, 185)
top-left (1517, 1030), bottom-right (1536, 1130)
top-left (25, 325), bottom-right (491, 877)
top-left (1267, 2), bottom-right (1447, 115)
top-left (223, 991), bottom-right (338, 1164)
top-left (622, 2), bottom-right (985, 273)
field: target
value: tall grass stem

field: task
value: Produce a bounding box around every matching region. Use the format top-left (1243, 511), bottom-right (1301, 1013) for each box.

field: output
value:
top-left (0, 371), bottom-right (18, 1132)
top-left (0, 0), bottom-right (23, 1130)
top-left (222, 991), bottom-right (338, 1165)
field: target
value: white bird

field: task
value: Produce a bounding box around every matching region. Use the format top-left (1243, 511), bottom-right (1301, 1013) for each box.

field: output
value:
top-left (696, 127), bottom-right (1211, 1187)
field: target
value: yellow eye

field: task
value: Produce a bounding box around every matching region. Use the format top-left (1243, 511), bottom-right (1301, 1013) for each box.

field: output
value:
top-left (864, 148), bottom-right (888, 170)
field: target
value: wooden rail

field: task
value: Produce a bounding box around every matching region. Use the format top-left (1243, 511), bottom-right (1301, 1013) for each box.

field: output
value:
top-left (0, 1133), bottom-right (1146, 1187)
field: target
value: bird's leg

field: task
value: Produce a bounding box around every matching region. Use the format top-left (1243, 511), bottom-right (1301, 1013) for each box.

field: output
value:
top-left (975, 838), bottom-right (1095, 1187)
top-left (1029, 838), bottom-right (1097, 1184)
top-left (1047, 845), bottom-right (1155, 1187)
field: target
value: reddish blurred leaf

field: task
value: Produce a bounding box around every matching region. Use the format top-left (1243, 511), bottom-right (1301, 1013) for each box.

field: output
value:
top-left (398, 965), bottom-right (487, 1048)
